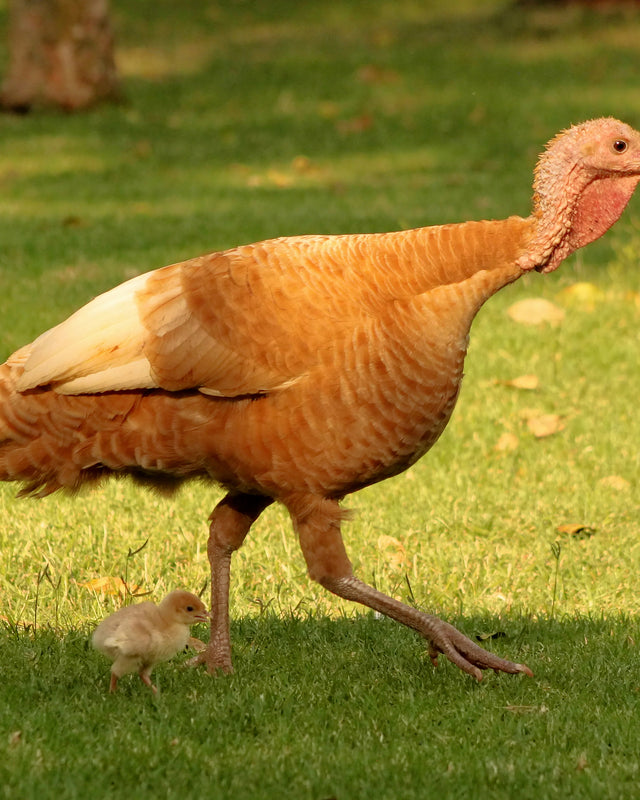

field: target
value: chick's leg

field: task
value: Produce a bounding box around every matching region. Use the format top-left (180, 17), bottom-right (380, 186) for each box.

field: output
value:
top-left (139, 668), bottom-right (158, 694)
top-left (191, 492), bottom-right (273, 675)
top-left (289, 494), bottom-right (532, 682)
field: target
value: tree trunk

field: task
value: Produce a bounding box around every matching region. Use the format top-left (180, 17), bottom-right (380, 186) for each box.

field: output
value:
top-left (1, 0), bottom-right (120, 112)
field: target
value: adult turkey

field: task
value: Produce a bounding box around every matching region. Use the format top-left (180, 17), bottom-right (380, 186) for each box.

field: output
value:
top-left (2, 117), bottom-right (640, 680)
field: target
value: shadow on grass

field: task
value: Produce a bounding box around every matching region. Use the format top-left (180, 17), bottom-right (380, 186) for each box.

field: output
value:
top-left (1, 611), bottom-right (638, 695)
top-left (2, 613), bottom-right (640, 799)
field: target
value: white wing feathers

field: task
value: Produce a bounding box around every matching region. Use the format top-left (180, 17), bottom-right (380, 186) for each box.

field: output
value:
top-left (13, 270), bottom-right (156, 394)
top-left (9, 262), bottom-right (302, 398)
top-left (9, 249), bottom-right (318, 397)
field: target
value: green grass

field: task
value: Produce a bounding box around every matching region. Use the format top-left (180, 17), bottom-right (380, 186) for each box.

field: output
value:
top-left (2, 616), bottom-right (640, 799)
top-left (2, 0), bottom-right (640, 797)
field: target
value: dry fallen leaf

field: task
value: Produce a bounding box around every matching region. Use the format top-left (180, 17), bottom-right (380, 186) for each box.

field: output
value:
top-left (504, 374), bottom-right (539, 390)
top-left (265, 169), bottom-right (293, 188)
top-left (557, 523), bottom-right (596, 539)
top-left (246, 167), bottom-right (301, 189)
top-left (598, 475), bottom-right (630, 491)
top-left (79, 576), bottom-right (141, 597)
top-left (507, 298), bottom-right (565, 326)
top-left (526, 413), bottom-right (565, 438)
top-left (495, 432), bottom-right (519, 452)
top-left (132, 139), bottom-right (152, 159)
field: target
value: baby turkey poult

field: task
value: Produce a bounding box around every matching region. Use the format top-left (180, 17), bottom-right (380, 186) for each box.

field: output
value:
top-left (93, 589), bottom-right (209, 693)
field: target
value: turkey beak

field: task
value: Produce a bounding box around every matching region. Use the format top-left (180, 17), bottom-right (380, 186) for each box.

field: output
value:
top-left (196, 610), bottom-right (212, 623)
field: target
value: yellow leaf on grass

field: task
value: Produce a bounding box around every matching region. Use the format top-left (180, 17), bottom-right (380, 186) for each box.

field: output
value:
top-left (556, 282), bottom-right (603, 311)
top-left (79, 576), bottom-right (140, 596)
top-left (526, 414), bottom-right (565, 438)
top-left (504, 374), bottom-right (539, 390)
top-left (495, 432), bottom-right (519, 452)
top-left (266, 169), bottom-right (293, 188)
top-left (507, 298), bottom-right (565, 326)
top-left (598, 475), bottom-right (630, 491)
top-left (557, 523), bottom-right (596, 538)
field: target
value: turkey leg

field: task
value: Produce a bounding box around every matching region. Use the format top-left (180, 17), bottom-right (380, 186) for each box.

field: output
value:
top-left (289, 493), bottom-right (533, 681)
top-left (190, 492), bottom-right (272, 674)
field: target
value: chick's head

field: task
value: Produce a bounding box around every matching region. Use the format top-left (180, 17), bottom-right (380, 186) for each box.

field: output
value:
top-left (160, 589), bottom-right (210, 625)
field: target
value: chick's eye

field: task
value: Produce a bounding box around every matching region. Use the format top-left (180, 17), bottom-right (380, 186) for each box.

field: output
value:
top-left (186, 605), bottom-right (194, 612)
top-left (613, 139), bottom-right (628, 153)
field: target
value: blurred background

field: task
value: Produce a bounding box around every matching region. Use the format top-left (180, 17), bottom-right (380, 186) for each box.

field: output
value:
top-left (0, 0), bottom-right (639, 353)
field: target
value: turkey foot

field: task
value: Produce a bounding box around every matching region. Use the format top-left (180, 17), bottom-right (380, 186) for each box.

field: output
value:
top-left (423, 618), bottom-right (533, 681)
top-left (186, 643), bottom-right (233, 675)
top-left (323, 575), bottom-right (532, 681)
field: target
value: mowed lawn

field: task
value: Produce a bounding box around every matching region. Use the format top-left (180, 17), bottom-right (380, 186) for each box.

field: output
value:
top-left (1, 1), bottom-right (640, 798)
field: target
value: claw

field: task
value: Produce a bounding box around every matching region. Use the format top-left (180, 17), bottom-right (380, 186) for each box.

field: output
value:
top-left (187, 636), bottom-right (207, 653)
top-left (185, 652), bottom-right (206, 669)
top-left (186, 645), bottom-right (233, 675)
top-left (424, 619), bottom-right (532, 680)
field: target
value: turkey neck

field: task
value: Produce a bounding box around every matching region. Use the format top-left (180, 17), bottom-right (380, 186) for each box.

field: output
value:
top-left (337, 216), bottom-right (533, 307)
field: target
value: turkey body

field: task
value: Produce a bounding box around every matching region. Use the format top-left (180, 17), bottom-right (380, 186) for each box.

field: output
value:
top-left (3, 117), bottom-right (640, 681)
top-left (0, 220), bottom-right (528, 500)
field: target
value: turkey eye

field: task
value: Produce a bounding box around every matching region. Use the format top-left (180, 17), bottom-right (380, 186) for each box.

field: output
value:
top-left (613, 139), bottom-right (628, 153)
top-left (186, 605), bottom-right (194, 611)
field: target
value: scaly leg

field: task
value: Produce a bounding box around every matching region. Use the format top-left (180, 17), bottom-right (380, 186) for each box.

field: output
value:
top-left (190, 492), bottom-right (272, 674)
top-left (287, 493), bottom-right (532, 682)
